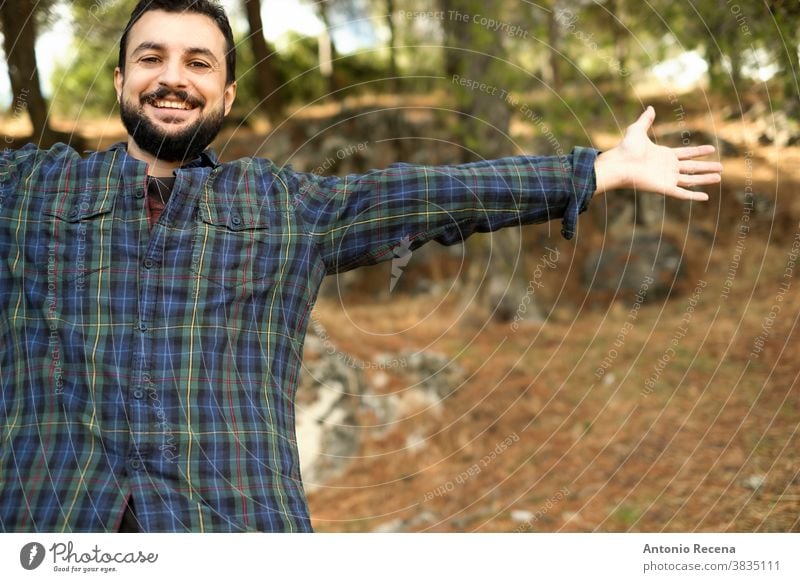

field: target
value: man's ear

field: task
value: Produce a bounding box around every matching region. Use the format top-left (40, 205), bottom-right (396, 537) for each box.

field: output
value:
top-left (223, 81), bottom-right (237, 116)
top-left (113, 67), bottom-right (123, 104)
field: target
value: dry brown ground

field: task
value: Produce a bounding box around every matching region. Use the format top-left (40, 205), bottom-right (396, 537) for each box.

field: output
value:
top-left (299, 92), bottom-right (800, 532)
top-left (306, 256), bottom-right (800, 532)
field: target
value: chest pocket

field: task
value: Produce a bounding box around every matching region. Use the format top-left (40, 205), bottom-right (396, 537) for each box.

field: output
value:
top-left (41, 190), bottom-right (115, 284)
top-left (194, 197), bottom-right (280, 290)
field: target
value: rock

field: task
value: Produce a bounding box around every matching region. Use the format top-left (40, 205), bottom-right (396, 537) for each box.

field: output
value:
top-left (760, 111), bottom-right (799, 148)
top-left (298, 322), bottom-right (466, 486)
top-left (296, 342), bottom-right (365, 491)
top-left (487, 275), bottom-right (543, 323)
top-left (360, 392), bottom-right (400, 429)
top-left (510, 509), bottom-right (535, 522)
top-left (405, 431), bottom-right (427, 452)
top-left (583, 231), bottom-right (684, 299)
top-left (733, 190), bottom-right (775, 217)
top-left (741, 474), bottom-right (766, 492)
top-left (372, 518), bottom-right (406, 533)
top-left (372, 510), bottom-right (438, 532)
top-left (402, 350), bottom-right (467, 401)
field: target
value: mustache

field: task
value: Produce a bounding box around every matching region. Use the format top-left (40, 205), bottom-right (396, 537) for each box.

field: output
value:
top-left (140, 87), bottom-right (204, 108)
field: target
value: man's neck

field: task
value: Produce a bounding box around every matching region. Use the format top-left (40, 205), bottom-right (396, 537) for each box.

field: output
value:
top-left (126, 138), bottom-right (182, 177)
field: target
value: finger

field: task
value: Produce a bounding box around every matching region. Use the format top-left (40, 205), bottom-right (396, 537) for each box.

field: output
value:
top-left (680, 160), bottom-right (724, 174)
top-left (674, 145), bottom-right (717, 160)
top-left (667, 187), bottom-right (710, 201)
top-left (678, 173), bottom-right (722, 187)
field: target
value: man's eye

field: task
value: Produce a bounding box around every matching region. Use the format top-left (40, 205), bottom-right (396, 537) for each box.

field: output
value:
top-left (139, 56), bottom-right (160, 64)
top-left (189, 61), bottom-right (211, 69)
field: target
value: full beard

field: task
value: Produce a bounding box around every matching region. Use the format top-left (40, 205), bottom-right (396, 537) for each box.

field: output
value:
top-left (120, 88), bottom-right (224, 164)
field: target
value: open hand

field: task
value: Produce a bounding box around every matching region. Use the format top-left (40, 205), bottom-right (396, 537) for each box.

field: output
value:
top-left (593, 106), bottom-right (723, 201)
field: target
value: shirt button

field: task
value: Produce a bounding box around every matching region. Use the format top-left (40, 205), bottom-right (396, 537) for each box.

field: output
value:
top-left (143, 258), bottom-right (155, 269)
top-left (69, 208), bottom-right (79, 218)
top-left (138, 322), bottom-right (147, 332)
top-left (135, 189), bottom-right (145, 199)
top-left (130, 459), bottom-right (142, 471)
top-left (132, 389), bottom-right (144, 399)
top-left (231, 215), bottom-right (242, 227)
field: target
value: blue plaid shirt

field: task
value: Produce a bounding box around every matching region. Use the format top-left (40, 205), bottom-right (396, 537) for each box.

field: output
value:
top-left (0, 142), bottom-right (597, 532)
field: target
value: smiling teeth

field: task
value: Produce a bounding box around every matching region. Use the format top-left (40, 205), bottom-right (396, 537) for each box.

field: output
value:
top-left (154, 100), bottom-right (192, 110)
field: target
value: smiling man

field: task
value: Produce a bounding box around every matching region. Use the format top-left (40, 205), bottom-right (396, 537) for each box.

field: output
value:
top-left (0, 0), bottom-right (722, 533)
top-left (115, 5), bottom-right (236, 175)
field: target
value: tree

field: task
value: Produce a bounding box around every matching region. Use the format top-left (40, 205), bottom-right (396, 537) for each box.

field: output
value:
top-left (308, 0), bottom-right (345, 96)
top-left (49, 0), bottom-right (137, 120)
top-left (242, 0), bottom-right (286, 121)
top-left (385, 0), bottom-right (398, 92)
top-left (768, 0), bottom-right (800, 113)
top-left (0, 0), bottom-right (61, 145)
top-left (437, 0), bottom-right (541, 321)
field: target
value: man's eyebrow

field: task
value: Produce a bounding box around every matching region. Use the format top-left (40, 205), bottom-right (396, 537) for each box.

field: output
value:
top-left (185, 47), bottom-right (220, 65)
top-left (130, 41), bottom-right (164, 57)
top-left (130, 42), bottom-right (220, 65)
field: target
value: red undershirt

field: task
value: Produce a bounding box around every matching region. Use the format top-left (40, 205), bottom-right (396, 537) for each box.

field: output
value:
top-left (145, 176), bottom-right (174, 228)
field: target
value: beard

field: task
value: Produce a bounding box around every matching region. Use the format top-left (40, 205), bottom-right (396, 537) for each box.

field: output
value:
top-left (120, 87), bottom-right (224, 163)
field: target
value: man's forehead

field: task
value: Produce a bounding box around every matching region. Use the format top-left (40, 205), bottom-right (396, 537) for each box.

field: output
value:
top-left (126, 9), bottom-right (226, 56)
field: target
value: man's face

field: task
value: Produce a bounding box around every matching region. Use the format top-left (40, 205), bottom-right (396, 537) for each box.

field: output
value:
top-left (114, 10), bottom-right (236, 163)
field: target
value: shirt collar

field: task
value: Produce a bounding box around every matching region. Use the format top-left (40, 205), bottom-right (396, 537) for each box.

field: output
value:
top-left (107, 142), bottom-right (220, 170)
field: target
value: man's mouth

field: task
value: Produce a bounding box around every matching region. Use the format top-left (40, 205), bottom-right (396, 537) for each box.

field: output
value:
top-left (151, 99), bottom-right (196, 111)
top-left (141, 89), bottom-right (203, 113)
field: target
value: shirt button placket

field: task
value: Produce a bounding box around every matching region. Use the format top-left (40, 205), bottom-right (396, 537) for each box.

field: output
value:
top-left (129, 251), bottom-right (158, 477)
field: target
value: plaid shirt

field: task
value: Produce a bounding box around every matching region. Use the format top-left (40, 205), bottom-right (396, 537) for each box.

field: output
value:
top-left (0, 142), bottom-right (597, 532)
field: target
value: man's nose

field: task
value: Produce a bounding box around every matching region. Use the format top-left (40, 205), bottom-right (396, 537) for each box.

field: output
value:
top-left (158, 57), bottom-right (187, 88)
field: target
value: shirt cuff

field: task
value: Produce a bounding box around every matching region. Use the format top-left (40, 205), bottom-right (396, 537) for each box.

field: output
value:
top-left (561, 146), bottom-right (599, 240)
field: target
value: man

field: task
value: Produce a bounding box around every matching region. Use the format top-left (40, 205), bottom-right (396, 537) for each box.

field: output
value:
top-left (0, 0), bottom-right (721, 532)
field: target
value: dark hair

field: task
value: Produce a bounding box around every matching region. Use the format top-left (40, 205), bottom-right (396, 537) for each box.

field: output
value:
top-left (118, 0), bottom-right (236, 86)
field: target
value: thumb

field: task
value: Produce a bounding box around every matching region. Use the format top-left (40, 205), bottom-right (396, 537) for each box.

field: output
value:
top-left (624, 106), bottom-right (655, 140)
top-left (633, 105), bottom-right (656, 131)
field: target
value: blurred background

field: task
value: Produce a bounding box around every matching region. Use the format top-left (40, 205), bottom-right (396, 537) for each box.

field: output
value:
top-left (2, 0), bottom-right (798, 532)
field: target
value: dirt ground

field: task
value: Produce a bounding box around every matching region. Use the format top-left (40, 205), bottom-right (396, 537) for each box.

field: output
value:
top-left (299, 93), bottom-right (800, 532)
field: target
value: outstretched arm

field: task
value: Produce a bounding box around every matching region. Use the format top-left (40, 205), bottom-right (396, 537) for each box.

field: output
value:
top-left (593, 106), bottom-right (722, 201)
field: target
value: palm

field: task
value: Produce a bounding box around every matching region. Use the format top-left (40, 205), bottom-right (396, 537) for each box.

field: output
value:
top-left (597, 107), bottom-right (722, 201)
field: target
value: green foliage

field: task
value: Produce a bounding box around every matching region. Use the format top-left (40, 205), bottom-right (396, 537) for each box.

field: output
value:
top-left (38, 0), bottom-right (800, 122)
top-left (49, 0), bottom-right (136, 118)
top-left (228, 31), bottom-right (393, 118)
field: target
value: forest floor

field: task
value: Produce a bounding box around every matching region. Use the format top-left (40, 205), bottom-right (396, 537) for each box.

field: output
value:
top-left (306, 269), bottom-right (800, 532)
top-left (297, 90), bottom-right (800, 532)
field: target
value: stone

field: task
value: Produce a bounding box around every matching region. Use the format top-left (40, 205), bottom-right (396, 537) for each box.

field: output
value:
top-left (583, 231), bottom-right (684, 300)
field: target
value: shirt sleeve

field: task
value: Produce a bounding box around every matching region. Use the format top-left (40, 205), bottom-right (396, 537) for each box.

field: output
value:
top-left (0, 144), bottom-right (47, 203)
top-left (288, 146), bottom-right (599, 274)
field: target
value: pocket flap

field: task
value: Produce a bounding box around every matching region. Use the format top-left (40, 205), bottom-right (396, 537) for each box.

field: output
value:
top-left (43, 192), bottom-right (114, 222)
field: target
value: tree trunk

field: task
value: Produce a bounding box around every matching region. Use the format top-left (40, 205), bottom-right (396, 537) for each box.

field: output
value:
top-left (780, 28), bottom-right (800, 114)
top-left (437, 0), bottom-right (540, 322)
top-left (439, 0), bottom-right (459, 78)
top-left (386, 0), bottom-right (398, 92)
top-left (609, 0), bottom-right (629, 99)
top-left (317, 2), bottom-right (340, 96)
top-left (0, 0), bottom-right (54, 142)
top-left (546, 5), bottom-right (562, 92)
top-left (243, 0), bottom-right (285, 122)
